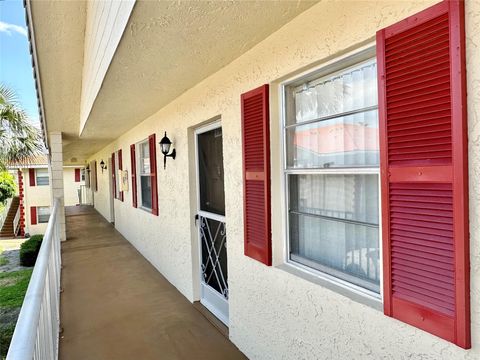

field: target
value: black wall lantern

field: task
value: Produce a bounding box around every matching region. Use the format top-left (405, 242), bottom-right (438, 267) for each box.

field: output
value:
top-left (100, 160), bottom-right (107, 173)
top-left (159, 131), bottom-right (176, 169)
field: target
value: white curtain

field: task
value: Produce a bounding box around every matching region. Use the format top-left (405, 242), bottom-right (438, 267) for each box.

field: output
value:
top-left (294, 61), bottom-right (377, 123)
top-left (288, 61), bottom-right (379, 169)
top-left (290, 174), bottom-right (380, 286)
top-left (287, 59), bottom-right (380, 290)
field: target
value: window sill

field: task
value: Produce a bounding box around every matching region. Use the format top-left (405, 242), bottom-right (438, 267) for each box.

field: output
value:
top-left (138, 206), bottom-right (153, 214)
top-left (276, 261), bottom-right (383, 311)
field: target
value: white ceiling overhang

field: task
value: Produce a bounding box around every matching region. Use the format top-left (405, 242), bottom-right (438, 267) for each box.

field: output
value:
top-left (29, 0), bottom-right (317, 164)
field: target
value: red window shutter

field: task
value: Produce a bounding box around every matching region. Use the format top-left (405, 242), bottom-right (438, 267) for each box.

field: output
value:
top-left (94, 160), bottom-right (98, 192)
top-left (241, 84), bottom-right (271, 266)
top-left (111, 153), bottom-right (116, 199)
top-left (74, 168), bottom-right (81, 182)
top-left (118, 149), bottom-right (124, 202)
top-left (130, 144), bottom-right (137, 208)
top-left (29, 169), bottom-right (35, 187)
top-left (31, 206), bottom-right (37, 225)
top-left (149, 134), bottom-right (158, 216)
top-left (377, 1), bottom-right (469, 348)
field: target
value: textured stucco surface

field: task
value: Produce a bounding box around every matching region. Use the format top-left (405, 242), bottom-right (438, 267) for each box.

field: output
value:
top-left (62, 168), bottom-right (84, 207)
top-left (87, 1), bottom-right (480, 359)
top-left (79, 0), bottom-right (135, 133)
top-left (29, 1), bottom-right (86, 164)
top-left (21, 167), bottom-right (84, 235)
top-left (30, 0), bottom-right (316, 165)
top-left (23, 168), bottom-right (50, 236)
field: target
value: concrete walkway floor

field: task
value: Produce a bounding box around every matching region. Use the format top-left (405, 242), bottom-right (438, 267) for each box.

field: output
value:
top-left (60, 206), bottom-right (246, 360)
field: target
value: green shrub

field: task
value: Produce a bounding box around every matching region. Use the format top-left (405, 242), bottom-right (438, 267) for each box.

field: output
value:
top-left (0, 172), bottom-right (16, 205)
top-left (19, 235), bottom-right (43, 267)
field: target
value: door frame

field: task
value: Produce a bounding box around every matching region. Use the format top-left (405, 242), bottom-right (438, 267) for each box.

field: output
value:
top-left (194, 120), bottom-right (229, 326)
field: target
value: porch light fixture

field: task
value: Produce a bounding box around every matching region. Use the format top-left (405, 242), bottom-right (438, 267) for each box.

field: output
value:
top-left (100, 160), bottom-right (107, 173)
top-left (159, 131), bottom-right (176, 169)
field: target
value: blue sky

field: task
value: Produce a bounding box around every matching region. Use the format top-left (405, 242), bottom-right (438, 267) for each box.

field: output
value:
top-left (0, 0), bottom-right (39, 125)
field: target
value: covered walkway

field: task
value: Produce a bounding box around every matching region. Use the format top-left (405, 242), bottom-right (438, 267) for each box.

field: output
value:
top-left (59, 206), bottom-right (245, 360)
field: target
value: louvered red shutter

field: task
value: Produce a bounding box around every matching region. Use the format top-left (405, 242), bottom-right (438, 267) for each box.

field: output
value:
top-left (74, 168), bottom-right (81, 182)
top-left (111, 153), bottom-right (116, 198)
top-left (377, 1), bottom-right (469, 348)
top-left (31, 206), bottom-right (37, 225)
top-left (118, 149), bottom-right (124, 202)
top-left (130, 144), bottom-right (137, 208)
top-left (241, 84), bottom-right (271, 266)
top-left (149, 134), bottom-right (158, 216)
top-left (29, 169), bottom-right (35, 187)
top-left (94, 160), bottom-right (98, 192)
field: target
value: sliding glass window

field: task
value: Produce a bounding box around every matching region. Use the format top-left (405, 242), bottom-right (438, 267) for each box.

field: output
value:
top-left (284, 56), bottom-right (381, 293)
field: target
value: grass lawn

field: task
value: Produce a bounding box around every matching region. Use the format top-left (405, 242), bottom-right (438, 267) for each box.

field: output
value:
top-left (0, 270), bottom-right (33, 308)
top-left (0, 245), bottom-right (7, 267)
top-left (0, 238), bottom-right (33, 358)
top-left (0, 269), bottom-right (33, 358)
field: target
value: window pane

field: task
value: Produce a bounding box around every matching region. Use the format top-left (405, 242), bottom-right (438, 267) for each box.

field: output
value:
top-left (288, 174), bottom-right (380, 292)
top-left (198, 128), bottom-right (225, 216)
top-left (140, 176), bottom-right (152, 209)
top-left (289, 212), bottom-right (380, 292)
top-left (287, 60), bottom-right (377, 125)
top-left (289, 174), bottom-right (379, 225)
top-left (115, 152), bottom-right (120, 198)
top-left (286, 110), bottom-right (379, 168)
top-left (37, 207), bottom-right (51, 223)
top-left (140, 142), bottom-right (150, 175)
top-left (36, 169), bottom-right (49, 186)
top-left (36, 177), bottom-right (49, 186)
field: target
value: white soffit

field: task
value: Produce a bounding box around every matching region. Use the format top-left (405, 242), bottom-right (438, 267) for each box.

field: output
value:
top-left (28, 0), bottom-right (86, 145)
top-left (79, 0), bottom-right (136, 133)
top-left (30, 0), bottom-right (317, 164)
top-left (79, 0), bottom-right (318, 140)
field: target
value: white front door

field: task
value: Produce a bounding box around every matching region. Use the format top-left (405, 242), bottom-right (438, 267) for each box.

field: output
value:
top-left (195, 122), bottom-right (228, 326)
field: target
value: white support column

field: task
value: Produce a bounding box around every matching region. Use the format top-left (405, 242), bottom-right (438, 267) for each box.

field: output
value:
top-left (48, 132), bottom-right (66, 241)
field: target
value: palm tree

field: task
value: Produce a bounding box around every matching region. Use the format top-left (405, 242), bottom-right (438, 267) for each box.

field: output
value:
top-left (0, 84), bottom-right (42, 168)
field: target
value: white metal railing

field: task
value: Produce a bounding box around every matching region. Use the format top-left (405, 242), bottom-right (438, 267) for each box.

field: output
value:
top-left (7, 198), bottom-right (61, 360)
top-left (0, 197), bottom-right (13, 229)
top-left (13, 206), bottom-right (20, 236)
top-left (79, 185), bottom-right (93, 205)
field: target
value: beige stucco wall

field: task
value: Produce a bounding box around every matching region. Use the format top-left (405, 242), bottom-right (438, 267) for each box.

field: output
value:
top-left (62, 167), bottom-right (84, 207)
top-left (23, 166), bottom-right (84, 235)
top-left (87, 1), bottom-right (480, 358)
top-left (90, 160), bottom-right (112, 222)
top-left (23, 168), bottom-right (51, 235)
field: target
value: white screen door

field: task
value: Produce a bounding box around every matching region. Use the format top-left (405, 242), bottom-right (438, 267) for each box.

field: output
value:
top-left (195, 122), bottom-right (228, 325)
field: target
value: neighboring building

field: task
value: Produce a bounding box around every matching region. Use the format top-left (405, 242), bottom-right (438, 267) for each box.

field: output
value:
top-left (22, 0), bottom-right (480, 359)
top-left (7, 156), bottom-right (87, 236)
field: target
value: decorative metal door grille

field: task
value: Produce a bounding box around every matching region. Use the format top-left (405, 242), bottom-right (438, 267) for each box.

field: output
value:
top-left (199, 215), bottom-right (228, 300)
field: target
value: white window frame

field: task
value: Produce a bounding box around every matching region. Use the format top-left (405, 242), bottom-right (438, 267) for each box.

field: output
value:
top-left (81, 168), bottom-right (86, 181)
top-left (136, 139), bottom-right (152, 212)
top-left (37, 206), bottom-right (51, 223)
top-left (279, 45), bottom-right (383, 301)
top-left (35, 168), bottom-right (49, 186)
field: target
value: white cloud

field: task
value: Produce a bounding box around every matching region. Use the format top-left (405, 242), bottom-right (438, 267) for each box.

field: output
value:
top-left (0, 21), bottom-right (27, 38)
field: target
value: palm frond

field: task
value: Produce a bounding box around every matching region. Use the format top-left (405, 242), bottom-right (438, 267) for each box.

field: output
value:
top-left (0, 84), bottom-right (43, 167)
